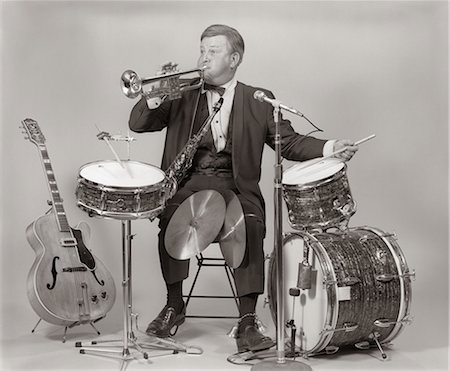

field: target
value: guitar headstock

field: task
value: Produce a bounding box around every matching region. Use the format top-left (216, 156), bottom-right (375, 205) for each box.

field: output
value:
top-left (22, 118), bottom-right (46, 146)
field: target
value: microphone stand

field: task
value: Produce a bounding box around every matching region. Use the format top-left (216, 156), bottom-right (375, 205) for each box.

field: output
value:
top-left (251, 104), bottom-right (312, 371)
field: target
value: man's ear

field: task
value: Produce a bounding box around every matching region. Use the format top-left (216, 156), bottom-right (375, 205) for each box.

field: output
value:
top-left (230, 52), bottom-right (241, 69)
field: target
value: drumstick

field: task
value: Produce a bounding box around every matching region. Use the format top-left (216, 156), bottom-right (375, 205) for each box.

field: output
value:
top-left (95, 125), bottom-right (132, 176)
top-left (296, 134), bottom-right (376, 171)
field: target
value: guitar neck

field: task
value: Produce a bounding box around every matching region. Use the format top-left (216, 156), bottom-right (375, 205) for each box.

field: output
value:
top-left (38, 145), bottom-right (71, 233)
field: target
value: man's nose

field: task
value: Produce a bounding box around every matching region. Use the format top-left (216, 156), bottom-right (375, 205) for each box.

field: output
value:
top-left (201, 54), bottom-right (209, 64)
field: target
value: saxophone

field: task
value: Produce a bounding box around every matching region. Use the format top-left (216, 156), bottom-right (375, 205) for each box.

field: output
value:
top-left (163, 97), bottom-right (224, 201)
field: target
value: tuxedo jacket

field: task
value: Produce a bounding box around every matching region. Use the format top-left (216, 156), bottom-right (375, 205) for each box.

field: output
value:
top-left (129, 81), bottom-right (327, 222)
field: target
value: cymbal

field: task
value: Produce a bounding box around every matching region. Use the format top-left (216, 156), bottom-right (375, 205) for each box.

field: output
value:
top-left (165, 190), bottom-right (226, 260)
top-left (218, 190), bottom-right (246, 268)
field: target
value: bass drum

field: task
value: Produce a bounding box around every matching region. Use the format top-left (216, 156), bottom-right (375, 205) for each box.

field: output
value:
top-left (268, 227), bottom-right (413, 355)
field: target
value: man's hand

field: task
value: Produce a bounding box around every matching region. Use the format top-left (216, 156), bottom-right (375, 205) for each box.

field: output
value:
top-left (333, 139), bottom-right (359, 162)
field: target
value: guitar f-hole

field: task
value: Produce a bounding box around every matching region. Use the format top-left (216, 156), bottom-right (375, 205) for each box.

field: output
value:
top-left (46, 256), bottom-right (60, 290)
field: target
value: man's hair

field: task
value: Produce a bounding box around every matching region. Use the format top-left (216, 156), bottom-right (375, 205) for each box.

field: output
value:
top-left (201, 24), bottom-right (245, 65)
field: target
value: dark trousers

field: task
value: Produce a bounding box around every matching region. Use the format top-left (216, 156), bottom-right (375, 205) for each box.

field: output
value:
top-left (158, 174), bottom-right (266, 297)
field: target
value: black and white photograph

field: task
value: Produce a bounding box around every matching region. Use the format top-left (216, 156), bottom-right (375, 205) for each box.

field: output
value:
top-left (1, 1), bottom-right (448, 370)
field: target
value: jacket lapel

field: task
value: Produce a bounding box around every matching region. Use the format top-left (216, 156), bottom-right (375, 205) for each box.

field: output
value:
top-left (232, 82), bottom-right (244, 176)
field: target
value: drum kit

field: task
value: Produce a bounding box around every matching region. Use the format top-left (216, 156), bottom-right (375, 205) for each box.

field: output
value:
top-left (70, 63), bottom-right (414, 370)
top-left (262, 154), bottom-right (415, 364)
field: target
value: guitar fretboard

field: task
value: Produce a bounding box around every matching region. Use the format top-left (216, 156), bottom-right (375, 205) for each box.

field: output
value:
top-left (39, 146), bottom-right (71, 232)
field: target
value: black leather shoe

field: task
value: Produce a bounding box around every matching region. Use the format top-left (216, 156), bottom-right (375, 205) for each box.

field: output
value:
top-left (145, 304), bottom-right (186, 338)
top-left (236, 324), bottom-right (275, 353)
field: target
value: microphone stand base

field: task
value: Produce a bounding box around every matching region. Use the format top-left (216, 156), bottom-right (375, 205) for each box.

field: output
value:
top-left (251, 359), bottom-right (313, 371)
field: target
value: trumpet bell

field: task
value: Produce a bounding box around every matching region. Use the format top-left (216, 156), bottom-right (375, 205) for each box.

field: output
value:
top-left (121, 70), bottom-right (142, 99)
top-left (120, 63), bottom-right (205, 100)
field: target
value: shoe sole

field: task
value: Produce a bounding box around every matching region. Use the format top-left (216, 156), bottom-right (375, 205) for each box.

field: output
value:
top-left (146, 316), bottom-right (185, 338)
top-left (237, 338), bottom-right (275, 353)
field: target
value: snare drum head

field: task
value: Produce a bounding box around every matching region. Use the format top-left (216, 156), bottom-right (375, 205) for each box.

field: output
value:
top-left (283, 157), bottom-right (344, 185)
top-left (79, 160), bottom-right (165, 187)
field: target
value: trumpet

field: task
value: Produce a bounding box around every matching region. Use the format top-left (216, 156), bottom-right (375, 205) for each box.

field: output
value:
top-left (121, 62), bottom-right (205, 101)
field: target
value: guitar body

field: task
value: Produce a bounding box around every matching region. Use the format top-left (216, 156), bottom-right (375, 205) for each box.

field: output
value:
top-left (26, 211), bottom-right (116, 326)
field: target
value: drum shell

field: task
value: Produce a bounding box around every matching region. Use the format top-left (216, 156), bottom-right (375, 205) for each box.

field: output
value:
top-left (76, 160), bottom-right (168, 220)
top-left (267, 227), bottom-right (412, 355)
top-left (282, 165), bottom-right (356, 230)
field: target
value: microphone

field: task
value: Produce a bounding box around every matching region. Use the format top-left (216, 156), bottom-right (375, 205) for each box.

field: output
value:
top-left (253, 90), bottom-right (305, 117)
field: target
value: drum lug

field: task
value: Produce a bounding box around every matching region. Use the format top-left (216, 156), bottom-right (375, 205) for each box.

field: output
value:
top-left (342, 276), bottom-right (361, 286)
top-left (325, 346), bottom-right (339, 355)
top-left (375, 273), bottom-right (397, 282)
top-left (355, 341), bottom-right (370, 350)
top-left (359, 235), bottom-right (369, 243)
top-left (320, 322), bottom-right (358, 335)
top-left (263, 297), bottom-right (270, 308)
top-left (374, 315), bottom-right (413, 328)
top-left (373, 318), bottom-right (396, 328)
top-left (376, 270), bottom-right (415, 282)
top-left (135, 192), bottom-right (142, 212)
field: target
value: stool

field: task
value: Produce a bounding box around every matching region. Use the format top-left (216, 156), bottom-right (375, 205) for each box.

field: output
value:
top-left (183, 248), bottom-right (240, 319)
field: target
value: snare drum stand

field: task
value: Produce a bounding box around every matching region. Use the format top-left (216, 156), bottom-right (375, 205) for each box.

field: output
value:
top-left (76, 220), bottom-right (202, 371)
top-left (251, 105), bottom-right (312, 371)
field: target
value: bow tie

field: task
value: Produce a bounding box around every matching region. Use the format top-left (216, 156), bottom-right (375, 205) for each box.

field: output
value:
top-left (202, 83), bottom-right (226, 96)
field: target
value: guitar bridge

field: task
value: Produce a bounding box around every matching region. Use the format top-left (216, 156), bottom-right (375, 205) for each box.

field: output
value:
top-left (63, 266), bottom-right (88, 272)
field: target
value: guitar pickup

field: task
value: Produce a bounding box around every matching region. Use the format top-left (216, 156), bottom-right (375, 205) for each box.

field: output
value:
top-left (60, 238), bottom-right (77, 247)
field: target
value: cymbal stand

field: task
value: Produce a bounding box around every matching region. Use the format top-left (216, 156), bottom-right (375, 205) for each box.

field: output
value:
top-left (251, 105), bottom-right (312, 371)
top-left (76, 220), bottom-right (202, 370)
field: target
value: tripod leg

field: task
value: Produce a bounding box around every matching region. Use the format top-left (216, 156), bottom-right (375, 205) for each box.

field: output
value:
top-left (63, 326), bottom-right (68, 343)
top-left (31, 318), bottom-right (42, 333)
top-left (89, 321), bottom-right (101, 335)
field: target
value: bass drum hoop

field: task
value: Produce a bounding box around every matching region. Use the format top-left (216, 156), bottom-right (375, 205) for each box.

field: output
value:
top-left (357, 226), bottom-right (412, 344)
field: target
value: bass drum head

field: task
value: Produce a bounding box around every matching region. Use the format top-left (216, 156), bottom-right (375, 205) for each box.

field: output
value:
top-left (268, 232), bottom-right (334, 354)
top-left (79, 160), bottom-right (166, 188)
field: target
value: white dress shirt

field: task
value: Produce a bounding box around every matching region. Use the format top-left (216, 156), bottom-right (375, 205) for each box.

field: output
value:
top-left (204, 77), bottom-right (237, 152)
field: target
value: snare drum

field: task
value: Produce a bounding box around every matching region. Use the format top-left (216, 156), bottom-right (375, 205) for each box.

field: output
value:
top-left (282, 158), bottom-right (356, 230)
top-left (76, 160), bottom-right (168, 220)
top-left (267, 226), bottom-right (413, 355)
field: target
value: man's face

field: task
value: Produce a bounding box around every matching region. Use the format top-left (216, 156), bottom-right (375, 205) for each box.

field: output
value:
top-left (197, 35), bottom-right (238, 85)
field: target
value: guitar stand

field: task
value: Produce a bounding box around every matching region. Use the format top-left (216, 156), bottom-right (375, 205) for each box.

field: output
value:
top-left (75, 220), bottom-right (202, 371)
top-left (31, 317), bottom-right (102, 343)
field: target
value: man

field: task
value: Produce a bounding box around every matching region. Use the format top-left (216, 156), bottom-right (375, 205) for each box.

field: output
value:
top-left (128, 24), bottom-right (358, 353)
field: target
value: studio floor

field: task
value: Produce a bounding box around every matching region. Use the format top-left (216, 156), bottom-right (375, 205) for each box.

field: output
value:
top-left (0, 315), bottom-right (447, 371)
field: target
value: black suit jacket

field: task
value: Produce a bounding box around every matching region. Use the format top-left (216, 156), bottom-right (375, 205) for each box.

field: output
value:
top-left (129, 81), bottom-right (327, 221)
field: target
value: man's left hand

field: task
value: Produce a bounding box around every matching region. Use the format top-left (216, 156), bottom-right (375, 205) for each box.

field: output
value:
top-left (333, 139), bottom-right (359, 162)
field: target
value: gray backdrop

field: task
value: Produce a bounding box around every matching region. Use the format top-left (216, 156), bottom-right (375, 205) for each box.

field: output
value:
top-left (1, 1), bottom-right (448, 369)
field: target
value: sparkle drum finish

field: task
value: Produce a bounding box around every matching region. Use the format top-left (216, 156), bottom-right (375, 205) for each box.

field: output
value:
top-left (268, 226), bottom-right (413, 355)
top-left (76, 160), bottom-right (168, 220)
top-left (282, 158), bottom-right (356, 230)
